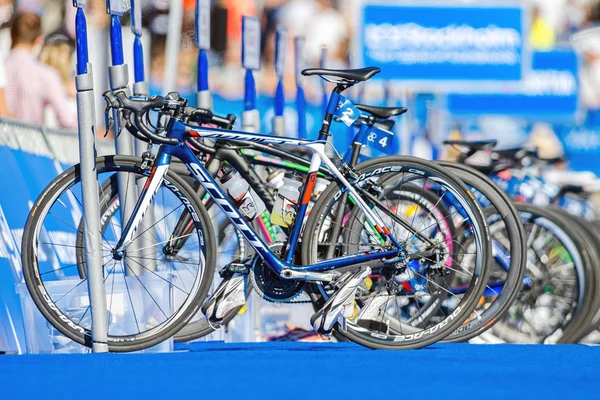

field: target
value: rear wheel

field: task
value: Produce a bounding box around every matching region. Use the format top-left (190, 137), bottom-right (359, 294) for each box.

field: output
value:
top-left (436, 162), bottom-right (526, 342)
top-left (302, 156), bottom-right (491, 349)
top-left (487, 204), bottom-right (592, 344)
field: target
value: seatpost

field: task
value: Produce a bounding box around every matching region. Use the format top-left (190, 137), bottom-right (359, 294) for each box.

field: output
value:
top-left (318, 83), bottom-right (351, 141)
top-left (348, 118), bottom-right (374, 167)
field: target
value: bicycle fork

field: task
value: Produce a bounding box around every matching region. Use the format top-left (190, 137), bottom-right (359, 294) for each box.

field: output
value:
top-left (112, 152), bottom-right (172, 256)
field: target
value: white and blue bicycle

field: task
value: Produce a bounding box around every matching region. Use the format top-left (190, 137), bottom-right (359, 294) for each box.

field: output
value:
top-left (21, 67), bottom-right (491, 351)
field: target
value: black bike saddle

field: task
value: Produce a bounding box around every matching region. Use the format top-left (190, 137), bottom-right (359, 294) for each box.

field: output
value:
top-left (356, 104), bottom-right (407, 119)
top-left (443, 139), bottom-right (497, 152)
top-left (493, 147), bottom-right (537, 163)
top-left (301, 67), bottom-right (381, 82)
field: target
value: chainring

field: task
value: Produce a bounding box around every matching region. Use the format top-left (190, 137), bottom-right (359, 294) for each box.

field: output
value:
top-left (249, 243), bottom-right (305, 302)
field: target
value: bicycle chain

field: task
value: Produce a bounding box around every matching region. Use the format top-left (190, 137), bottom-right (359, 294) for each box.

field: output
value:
top-left (262, 242), bottom-right (396, 304)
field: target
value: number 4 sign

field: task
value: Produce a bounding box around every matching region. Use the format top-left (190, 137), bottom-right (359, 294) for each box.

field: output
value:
top-left (366, 125), bottom-right (396, 155)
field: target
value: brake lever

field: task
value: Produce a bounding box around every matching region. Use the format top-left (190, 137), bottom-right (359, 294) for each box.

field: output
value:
top-left (104, 105), bottom-right (113, 137)
top-left (103, 90), bottom-right (122, 137)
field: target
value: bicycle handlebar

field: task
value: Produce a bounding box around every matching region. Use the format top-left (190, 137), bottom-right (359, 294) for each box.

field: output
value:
top-left (103, 89), bottom-right (235, 146)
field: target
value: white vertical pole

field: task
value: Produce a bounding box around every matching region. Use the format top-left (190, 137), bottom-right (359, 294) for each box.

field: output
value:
top-left (164, 0), bottom-right (184, 93)
top-left (74, 1), bottom-right (108, 353)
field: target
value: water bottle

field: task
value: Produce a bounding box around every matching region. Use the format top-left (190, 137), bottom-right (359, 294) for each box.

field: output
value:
top-left (220, 170), bottom-right (266, 220)
top-left (271, 172), bottom-right (302, 227)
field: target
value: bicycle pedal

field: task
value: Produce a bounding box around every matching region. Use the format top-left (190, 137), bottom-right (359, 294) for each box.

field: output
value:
top-left (201, 273), bottom-right (247, 324)
top-left (220, 262), bottom-right (249, 277)
top-left (310, 267), bottom-right (371, 336)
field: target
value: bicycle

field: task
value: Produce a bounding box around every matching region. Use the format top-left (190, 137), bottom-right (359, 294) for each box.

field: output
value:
top-left (22, 67), bottom-right (491, 350)
top-left (119, 109), bottom-right (525, 344)
top-left (447, 140), bottom-right (600, 343)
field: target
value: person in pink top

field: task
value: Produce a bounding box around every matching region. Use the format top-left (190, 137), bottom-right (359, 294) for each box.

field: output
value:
top-left (4, 12), bottom-right (77, 129)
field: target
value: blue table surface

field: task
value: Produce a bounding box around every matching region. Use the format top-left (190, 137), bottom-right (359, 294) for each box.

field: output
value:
top-left (1, 342), bottom-right (598, 399)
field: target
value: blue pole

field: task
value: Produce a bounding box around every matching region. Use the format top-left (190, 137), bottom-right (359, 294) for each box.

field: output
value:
top-left (296, 86), bottom-right (306, 139)
top-left (244, 69), bottom-right (256, 111)
top-left (274, 28), bottom-right (286, 117)
top-left (107, 7), bottom-right (141, 275)
top-left (320, 46), bottom-right (328, 116)
top-left (133, 35), bottom-right (144, 83)
top-left (110, 15), bottom-right (124, 65)
top-left (272, 27), bottom-right (287, 135)
top-left (74, 1), bottom-right (109, 353)
top-left (198, 49), bottom-right (209, 92)
top-left (196, 1), bottom-right (213, 109)
top-left (75, 9), bottom-right (89, 75)
top-left (275, 80), bottom-right (284, 116)
top-left (241, 16), bottom-right (260, 132)
top-left (294, 37), bottom-right (306, 139)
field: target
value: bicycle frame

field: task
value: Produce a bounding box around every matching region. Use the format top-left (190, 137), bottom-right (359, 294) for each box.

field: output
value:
top-left (113, 119), bottom-right (405, 278)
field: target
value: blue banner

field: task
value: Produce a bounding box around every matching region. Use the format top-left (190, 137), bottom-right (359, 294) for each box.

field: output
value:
top-left (359, 3), bottom-right (526, 88)
top-left (447, 50), bottom-right (579, 120)
top-left (556, 125), bottom-right (600, 175)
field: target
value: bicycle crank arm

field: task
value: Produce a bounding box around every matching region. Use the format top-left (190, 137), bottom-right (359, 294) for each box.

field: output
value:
top-left (280, 269), bottom-right (338, 282)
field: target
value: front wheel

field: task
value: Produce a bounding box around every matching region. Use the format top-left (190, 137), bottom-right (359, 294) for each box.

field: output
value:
top-left (21, 155), bottom-right (216, 352)
top-left (302, 156), bottom-right (491, 350)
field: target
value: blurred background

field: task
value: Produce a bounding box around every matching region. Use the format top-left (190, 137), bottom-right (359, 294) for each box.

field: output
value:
top-left (2, 0), bottom-right (600, 353)
top-left (0, 0), bottom-right (598, 175)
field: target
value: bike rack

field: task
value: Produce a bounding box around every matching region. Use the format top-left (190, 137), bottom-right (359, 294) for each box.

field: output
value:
top-left (241, 16), bottom-right (261, 133)
top-left (131, 1), bottom-right (148, 97)
top-left (107, 1), bottom-right (142, 276)
top-left (129, 0), bottom-right (157, 273)
top-left (73, 1), bottom-right (108, 353)
top-left (273, 27), bottom-right (287, 136)
top-left (196, 0), bottom-right (213, 110)
top-left (163, 0), bottom-right (184, 93)
top-left (295, 37), bottom-right (307, 140)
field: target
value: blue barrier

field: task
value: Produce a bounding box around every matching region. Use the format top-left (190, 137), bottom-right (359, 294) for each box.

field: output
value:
top-left (0, 118), bottom-right (114, 353)
top-left (556, 124), bottom-right (600, 175)
top-left (447, 50), bottom-right (579, 121)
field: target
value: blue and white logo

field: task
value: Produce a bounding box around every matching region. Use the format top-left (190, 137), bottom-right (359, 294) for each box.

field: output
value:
top-left (358, 3), bottom-right (526, 88)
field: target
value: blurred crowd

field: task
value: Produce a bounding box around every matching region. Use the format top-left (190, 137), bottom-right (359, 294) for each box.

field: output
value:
top-left (0, 0), bottom-right (353, 130)
top-left (0, 0), bottom-right (598, 131)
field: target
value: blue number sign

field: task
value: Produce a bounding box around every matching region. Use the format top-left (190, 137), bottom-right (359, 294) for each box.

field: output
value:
top-left (366, 125), bottom-right (396, 155)
top-left (334, 95), bottom-right (360, 126)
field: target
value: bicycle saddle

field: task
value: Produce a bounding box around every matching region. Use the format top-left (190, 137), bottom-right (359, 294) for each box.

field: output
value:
top-left (443, 139), bottom-right (497, 152)
top-left (301, 67), bottom-right (381, 82)
top-left (538, 155), bottom-right (567, 165)
top-left (356, 104), bottom-right (407, 119)
top-left (493, 147), bottom-right (536, 162)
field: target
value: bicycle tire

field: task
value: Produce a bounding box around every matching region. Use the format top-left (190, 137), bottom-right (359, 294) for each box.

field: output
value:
top-left (21, 155), bottom-right (216, 352)
top-left (302, 155), bottom-right (491, 350)
top-left (487, 204), bottom-right (593, 344)
top-left (548, 210), bottom-right (600, 343)
top-left (437, 162), bottom-right (527, 342)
